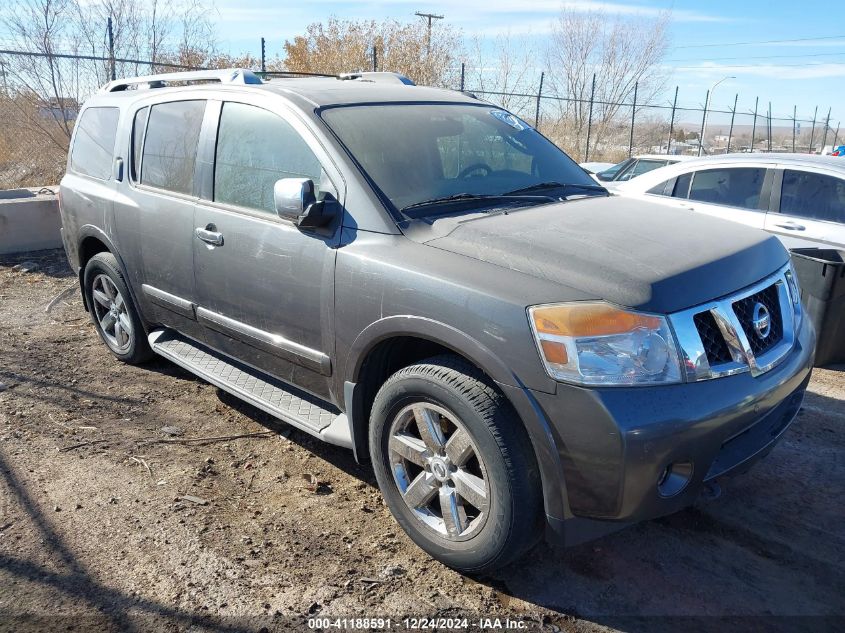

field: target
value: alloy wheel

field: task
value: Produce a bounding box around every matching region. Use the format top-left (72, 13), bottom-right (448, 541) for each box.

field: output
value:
top-left (388, 403), bottom-right (490, 541)
top-left (91, 274), bottom-right (133, 354)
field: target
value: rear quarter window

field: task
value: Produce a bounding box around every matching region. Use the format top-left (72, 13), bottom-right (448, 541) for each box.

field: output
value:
top-left (70, 107), bottom-right (120, 180)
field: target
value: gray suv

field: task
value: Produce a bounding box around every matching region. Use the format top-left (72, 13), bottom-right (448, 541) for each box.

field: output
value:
top-left (59, 68), bottom-right (814, 573)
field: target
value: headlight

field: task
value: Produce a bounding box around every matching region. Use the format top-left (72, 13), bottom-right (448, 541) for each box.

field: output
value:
top-left (528, 302), bottom-right (682, 386)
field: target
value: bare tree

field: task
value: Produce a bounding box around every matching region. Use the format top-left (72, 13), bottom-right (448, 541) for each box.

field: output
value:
top-left (464, 32), bottom-right (540, 118)
top-left (545, 8), bottom-right (669, 159)
top-left (0, 0), bottom-right (224, 187)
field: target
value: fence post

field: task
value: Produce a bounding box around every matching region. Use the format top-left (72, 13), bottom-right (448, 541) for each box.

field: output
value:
top-left (792, 106), bottom-right (797, 153)
top-left (727, 93), bottom-right (738, 153)
top-left (628, 81), bottom-right (638, 157)
top-left (697, 89), bottom-right (709, 157)
top-left (107, 16), bottom-right (116, 81)
top-left (809, 106), bottom-right (818, 154)
top-left (260, 37), bottom-right (266, 73)
top-left (584, 73), bottom-right (596, 162)
top-left (666, 86), bottom-right (678, 154)
top-left (459, 62), bottom-right (465, 91)
top-left (750, 97), bottom-right (758, 153)
top-left (534, 71), bottom-right (544, 130)
top-left (821, 107), bottom-right (831, 153)
top-left (767, 102), bottom-right (772, 152)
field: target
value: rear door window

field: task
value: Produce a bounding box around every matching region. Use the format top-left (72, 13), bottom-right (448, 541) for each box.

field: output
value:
top-left (141, 100), bottom-right (206, 195)
top-left (780, 169), bottom-right (845, 224)
top-left (688, 167), bottom-right (766, 209)
top-left (70, 107), bottom-right (120, 180)
top-left (647, 172), bottom-right (692, 198)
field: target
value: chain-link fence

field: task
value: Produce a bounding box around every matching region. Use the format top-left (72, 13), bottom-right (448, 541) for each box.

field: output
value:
top-left (0, 49), bottom-right (840, 189)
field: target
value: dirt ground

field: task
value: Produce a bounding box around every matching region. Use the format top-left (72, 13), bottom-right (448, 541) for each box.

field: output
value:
top-left (0, 249), bottom-right (843, 633)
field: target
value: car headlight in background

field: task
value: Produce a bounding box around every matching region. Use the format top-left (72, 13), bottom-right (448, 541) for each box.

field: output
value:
top-left (528, 302), bottom-right (682, 386)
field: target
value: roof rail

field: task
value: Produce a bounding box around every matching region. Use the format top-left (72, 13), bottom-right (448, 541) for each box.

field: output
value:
top-left (338, 72), bottom-right (415, 86)
top-left (102, 68), bottom-right (262, 93)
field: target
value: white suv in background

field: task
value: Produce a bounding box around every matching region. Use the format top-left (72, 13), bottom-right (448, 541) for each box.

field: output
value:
top-left (614, 153), bottom-right (845, 250)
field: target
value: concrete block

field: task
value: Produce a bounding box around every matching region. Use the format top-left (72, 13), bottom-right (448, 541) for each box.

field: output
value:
top-left (0, 187), bottom-right (61, 255)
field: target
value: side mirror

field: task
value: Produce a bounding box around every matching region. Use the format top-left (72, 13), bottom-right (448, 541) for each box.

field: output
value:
top-left (273, 178), bottom-right (335, 229)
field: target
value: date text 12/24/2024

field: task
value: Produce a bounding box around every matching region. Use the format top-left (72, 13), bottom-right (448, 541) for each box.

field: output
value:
top-left (307, 617), bottom-right (529, 630)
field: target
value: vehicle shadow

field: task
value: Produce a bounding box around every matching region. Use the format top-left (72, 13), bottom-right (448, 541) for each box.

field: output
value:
top-left (0, 445), bottom-right (278, 632)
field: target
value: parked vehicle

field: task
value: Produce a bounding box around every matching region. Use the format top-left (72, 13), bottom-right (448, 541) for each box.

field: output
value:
top-left (579, 161), bottom-right (615, 175)
top-left (594, 154), bottom-right (693, 187)
top-left (613, 153), bottom-right (845, 250)
top-left (59, 69), bottom-right (814, 573)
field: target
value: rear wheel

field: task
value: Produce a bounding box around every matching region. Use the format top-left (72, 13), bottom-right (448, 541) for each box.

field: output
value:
top-left (84, 252), bottom-right (153, 364)
top-left (369, 355), bottom-right (543, 573)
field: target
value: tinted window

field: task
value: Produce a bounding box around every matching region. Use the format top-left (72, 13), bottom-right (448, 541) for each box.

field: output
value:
top-left (647, 172), bottom-right (693, 198)
top-left (214, 102), bottom-right (322, 213)
top-left (131, 107), bottom-right (148, 182)
top-left (141, 100), bottom-right (205, 195)
top-left (780, 170), bottom-right (845, 223)
top-left (70, 107), bottom-right (119, 180)
top-left (688, 167), bottom-right (765, 210)
top-left (322, 104), bottom-right (597, 212)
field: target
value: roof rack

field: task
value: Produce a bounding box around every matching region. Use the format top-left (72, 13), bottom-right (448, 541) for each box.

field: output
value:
top-left (102, 68), bottom-right (262, 93)
top-left (338, 72), bottom-right (415, 86)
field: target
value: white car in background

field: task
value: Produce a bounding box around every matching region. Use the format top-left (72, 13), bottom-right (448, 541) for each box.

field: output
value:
top-left (594, 154), bottom-right (694, 189)
top-left (579, 161), bottom-right (616, 176)
top-left (614, 153), bottom-right (845, 250)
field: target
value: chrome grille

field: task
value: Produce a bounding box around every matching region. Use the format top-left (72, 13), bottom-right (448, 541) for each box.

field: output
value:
top-left (732, 284), bottom-right (783, 356)
top-left (669, 265), bottom-right (799, 382)
top-left (693, 310), bottom-right (733, 365)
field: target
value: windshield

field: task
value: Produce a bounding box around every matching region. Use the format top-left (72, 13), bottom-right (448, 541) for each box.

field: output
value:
top-left (321, 103), bottom-right (601, 213)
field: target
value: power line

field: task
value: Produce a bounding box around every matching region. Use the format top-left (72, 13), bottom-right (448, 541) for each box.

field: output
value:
top-left (672, 60), bottom-right (845, 70)
top-left (667, 51), bottom-right (845, 63)
top-left (673, 34), bottom-right (845, 49)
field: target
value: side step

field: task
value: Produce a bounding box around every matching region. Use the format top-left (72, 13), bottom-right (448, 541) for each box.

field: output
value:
top-left (148, 329), bottom-right (352, 448)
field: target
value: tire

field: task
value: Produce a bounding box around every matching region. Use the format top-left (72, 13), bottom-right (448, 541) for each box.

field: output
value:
top-left (83, 252), bottom-right (153, 365)
top-left (369, 355), bottom-right (543, 574)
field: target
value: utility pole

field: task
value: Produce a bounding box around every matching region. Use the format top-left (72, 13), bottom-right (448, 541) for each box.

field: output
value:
top-left (415, 11), bottom-right (444, 52)
top-left (107, 16), bottom-right (115, 81)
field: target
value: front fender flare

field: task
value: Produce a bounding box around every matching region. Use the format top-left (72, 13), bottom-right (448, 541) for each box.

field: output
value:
top-left (343, 315), bottom-right (571, 522)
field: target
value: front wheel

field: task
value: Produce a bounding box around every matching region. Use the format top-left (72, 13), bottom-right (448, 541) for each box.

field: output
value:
top-left (369, 355), bottom-right (543, 573)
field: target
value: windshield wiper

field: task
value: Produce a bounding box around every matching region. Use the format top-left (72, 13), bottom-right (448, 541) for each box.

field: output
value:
top-left (505, 181), bottom-right (608, 197)
top-left (400, 192), bottom-right (555, 213)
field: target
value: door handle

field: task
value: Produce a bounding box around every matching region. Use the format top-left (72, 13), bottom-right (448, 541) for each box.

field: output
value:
top-left (774, 221), bottom-right (805, 231)
top-left (195, 225), bottom-right (224, 246)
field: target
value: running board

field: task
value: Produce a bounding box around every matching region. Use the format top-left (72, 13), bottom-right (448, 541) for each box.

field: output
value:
top-left (148, 329), bottom-right (352, 449)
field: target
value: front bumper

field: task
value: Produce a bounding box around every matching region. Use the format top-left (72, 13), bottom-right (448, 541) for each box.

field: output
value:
top-left (528, 311), bottom-right (814, 544)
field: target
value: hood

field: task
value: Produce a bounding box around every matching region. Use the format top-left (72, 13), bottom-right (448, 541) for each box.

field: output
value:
top-left (421, 196), bottom-right (788, 314)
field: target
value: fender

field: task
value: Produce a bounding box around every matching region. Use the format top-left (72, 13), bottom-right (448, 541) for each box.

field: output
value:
top-left (75, 225), bottom-right (144, 325)
top-left (346, 315), bottom-right (519, 389)
top-left (343, 315), bottom-right (572, 523)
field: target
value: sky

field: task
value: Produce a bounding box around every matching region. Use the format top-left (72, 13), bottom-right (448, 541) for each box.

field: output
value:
top-left (1, 0), bottom-right (842, 132)
top-left (208, 0), bottom-right (843, 130)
